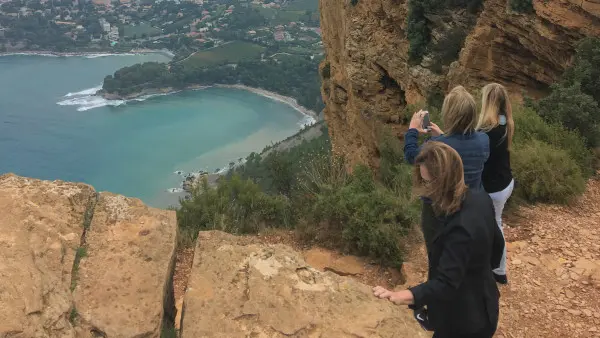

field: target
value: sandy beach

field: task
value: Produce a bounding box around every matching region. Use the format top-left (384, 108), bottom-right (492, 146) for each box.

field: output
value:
top-left (214, 84), bottom-right (319, 120)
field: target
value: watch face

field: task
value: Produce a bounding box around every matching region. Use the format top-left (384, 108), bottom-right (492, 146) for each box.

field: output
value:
top-left (499, 115), bottom-right (507, 126)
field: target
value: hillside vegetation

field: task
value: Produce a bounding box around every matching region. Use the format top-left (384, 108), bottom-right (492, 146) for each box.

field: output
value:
top-left (102, 55), bottom-right (324, 112)
top-left (176, 37), bottom-right (600, 268)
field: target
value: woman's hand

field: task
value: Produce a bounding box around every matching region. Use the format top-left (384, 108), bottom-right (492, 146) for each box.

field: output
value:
top-left (429, 122), bottom-right (444, 137)
top-left (373, 286), bottom-right (415, 305)
top-left (409, 110), bottom-right (428, 134)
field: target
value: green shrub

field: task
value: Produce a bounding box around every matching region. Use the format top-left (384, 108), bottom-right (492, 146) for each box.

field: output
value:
top-left (406, 2), bottom-right (431, 64)
top-left (232, 124), bottom-right (331, 196)
top-left (512, 140), bottom-right (586, 204)
top-left (300, 164), bottom-right (412, 267)
top-left (429, 27), bottom-right (468, 73)
top-left (510, 0), bottom-right (534, 13)
top-left (321, 62), bottom-right (331, 79)
top-left (513, 105), bottom-right (594, 176)
top-left (350, 0), bottom-right (358, 6)
top-left (563, 37), bottom-right (600, 103)
top-left (176, 175), bottom-right (291, 244)
top-left (537, 83), bottom-right (600, 147)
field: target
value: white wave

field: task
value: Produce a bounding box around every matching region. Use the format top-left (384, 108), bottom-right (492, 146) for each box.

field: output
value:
top-left (0, 52), bottom-right (60, 57)
top-left (85, 53), bottom-right (136, 59)
top-left (214, 157), bottom-right (247, 175)
top-left (167, 188), bottom-right (185, 193)
top-left (64, 85), bottom-right (103, 97)
top-left (57, 95), bottom-right (125, 112)
top-left (57, 85), bottom-right (177, 112)
top-left (174, 170), bottom-right (184, 175)
top-left (299, 115), bottom-right (317, 129)
top-left (132, 91), bottom-right (180, 102)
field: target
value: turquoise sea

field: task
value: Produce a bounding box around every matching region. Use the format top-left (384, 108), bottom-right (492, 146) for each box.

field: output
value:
top-left (0, 54), bottom-right (308, 207)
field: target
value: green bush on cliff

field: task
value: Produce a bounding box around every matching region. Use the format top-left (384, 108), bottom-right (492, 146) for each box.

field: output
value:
top-left (536, 83), bottom-right (600, 148)
top-left (176, 175), bottom-right (291, 244)
top-left (177, 125), bottom-right (413, 267)
top-left (510, 0), bottom-right (534, 13)
top-left (513, 105), bottom-right (594, 176)
top-left (512, 140), bottom-right (586, 203)
top-left (297, 164), bottom-right (411, 268)
top-left (533, 37), bottom-right (600, 148)
top-left (563, 37), bottom-right (600, 104)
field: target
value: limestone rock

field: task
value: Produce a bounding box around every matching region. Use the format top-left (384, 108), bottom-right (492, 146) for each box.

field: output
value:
top-left (72, 192), bottom-right (177, 338)
top-left (0, 174), bottom-right (96, 338)
top-left (181, 231), bottom-right (428, 337)
top-left (319, 0), bottom-right (600, 169)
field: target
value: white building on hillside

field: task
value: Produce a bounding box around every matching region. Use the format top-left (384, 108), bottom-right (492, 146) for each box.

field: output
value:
top-left (99, 18), bottom-right (111, 32)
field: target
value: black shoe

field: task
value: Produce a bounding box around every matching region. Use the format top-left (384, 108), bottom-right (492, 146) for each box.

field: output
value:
top-left (413, 307), bottom-right (434, 331)
top-left (494, 273), bottom-right (508, 285)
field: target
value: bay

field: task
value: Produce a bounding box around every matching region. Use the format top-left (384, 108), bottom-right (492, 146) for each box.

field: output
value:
top-left (0, 54), bottom-right (306, 207)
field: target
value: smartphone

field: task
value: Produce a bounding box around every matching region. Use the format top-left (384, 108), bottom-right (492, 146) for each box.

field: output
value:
top-left (422, 111), bottom-right (431, 131)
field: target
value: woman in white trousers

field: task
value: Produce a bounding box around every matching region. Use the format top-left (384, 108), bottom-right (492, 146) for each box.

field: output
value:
top-left (477, 83), bottom-right (515, 284)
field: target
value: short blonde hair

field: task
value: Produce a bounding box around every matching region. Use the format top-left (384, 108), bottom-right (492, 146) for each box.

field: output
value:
top-left (441, 86), bottom-right (478, 135)
top-left (413, 142), bottom-right (468, 216)
top-left (478, 83), bottom-right (514, 149)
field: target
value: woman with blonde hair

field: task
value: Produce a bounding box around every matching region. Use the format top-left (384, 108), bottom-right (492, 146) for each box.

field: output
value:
top-left (374, 142), bottom-right (504, 338)
top-left (477, 83), bottom-right (515, 285)
top-left (404, 85), bottom-right (490, 251)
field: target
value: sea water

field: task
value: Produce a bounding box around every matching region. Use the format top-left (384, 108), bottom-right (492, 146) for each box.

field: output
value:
top-left (0, 54), bottom-right (307, 207)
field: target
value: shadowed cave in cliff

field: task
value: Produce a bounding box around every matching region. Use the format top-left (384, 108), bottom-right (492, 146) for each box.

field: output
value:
top-left (373, 62), bottom-right (407, 124)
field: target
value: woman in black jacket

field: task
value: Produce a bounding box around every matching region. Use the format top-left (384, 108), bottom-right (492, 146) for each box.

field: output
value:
top-left (373, 141), bottom-right (504, 338)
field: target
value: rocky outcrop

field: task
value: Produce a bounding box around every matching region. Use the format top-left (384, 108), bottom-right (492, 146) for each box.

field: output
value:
top-left (319, 0), bottom-right (600, 169)
top-left (0, 174), bottom-right (428, 337)
top-left (0, 174), bottom-right (95, 337)
top-left (0, 174), bottom-right (177, 338)
top-left (72, 192), bottom-right (177, 337)
top-left (448, 0), bottom-right (600, 96)
top-left (180, 231), bottom-right (427, 337)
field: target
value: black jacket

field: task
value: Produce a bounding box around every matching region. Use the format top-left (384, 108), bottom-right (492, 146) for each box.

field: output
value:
top-left (409, 189), bottom-right (504, 335)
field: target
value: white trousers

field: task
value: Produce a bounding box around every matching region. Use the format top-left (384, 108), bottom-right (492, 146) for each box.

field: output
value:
top-left (488, 179), bottom-right (514, 276)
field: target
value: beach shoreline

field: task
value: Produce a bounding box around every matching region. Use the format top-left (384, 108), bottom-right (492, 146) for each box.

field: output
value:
top-left (215, 84), bottom-right (319, 120)
top-left (0, 48), bottom-right (175, 58)
top-left (102, 84), bottom-right (319, 121)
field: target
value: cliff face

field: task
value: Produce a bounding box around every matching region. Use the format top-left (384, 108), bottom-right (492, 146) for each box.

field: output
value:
top-left (319, 0), bottom-right (600, 169)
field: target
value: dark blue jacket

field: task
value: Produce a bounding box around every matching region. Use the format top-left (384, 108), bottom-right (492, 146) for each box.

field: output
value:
top-left (404, 128), bottom-right (490, 192)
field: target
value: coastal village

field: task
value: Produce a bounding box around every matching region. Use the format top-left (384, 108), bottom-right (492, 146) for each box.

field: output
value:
top-left (0, 0), bottom-right (322, 57)
top-left (0, 0), bottom-right (323, 59)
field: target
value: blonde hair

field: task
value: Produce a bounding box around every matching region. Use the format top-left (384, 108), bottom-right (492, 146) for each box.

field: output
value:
top-left (477, 83), bottom-right (514, 149)
top-left (413, 142), bottom-right (468, 216)
top-left (441, 86), bottom-right (478, 135)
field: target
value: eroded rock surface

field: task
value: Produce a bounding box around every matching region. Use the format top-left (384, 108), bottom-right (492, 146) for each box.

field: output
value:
top-left (319, 0), bottom-right (600, 169)
top-left (0, 174), bottom-right (96, 337)
top-left (73, 192), bottom-right (177, 338)
top-left (181, 231), bottom-right (427, 337)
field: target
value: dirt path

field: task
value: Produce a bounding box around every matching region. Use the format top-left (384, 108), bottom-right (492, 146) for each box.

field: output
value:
top-left (495, 177), bottom-right (600, 338)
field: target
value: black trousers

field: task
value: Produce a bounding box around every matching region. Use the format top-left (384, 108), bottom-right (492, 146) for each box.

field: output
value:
top-left (432, 326), bottom-right (496, 338)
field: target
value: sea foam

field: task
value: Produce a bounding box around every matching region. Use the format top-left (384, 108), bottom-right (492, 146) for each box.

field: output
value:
top-left (57, 85), bottom-right (176, 111)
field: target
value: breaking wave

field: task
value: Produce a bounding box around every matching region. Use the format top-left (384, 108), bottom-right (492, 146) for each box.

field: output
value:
top-left (57, 85), bottom-right (178, 111)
